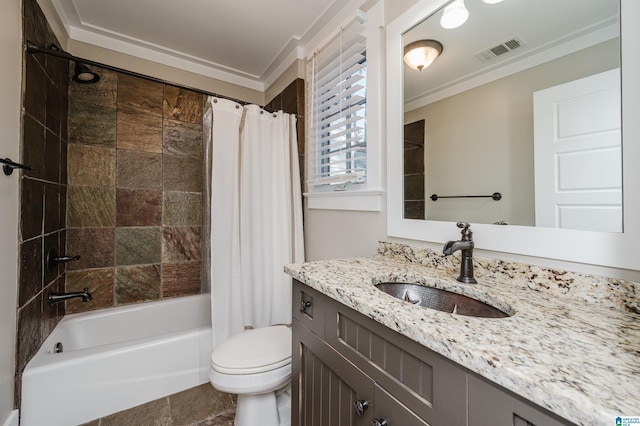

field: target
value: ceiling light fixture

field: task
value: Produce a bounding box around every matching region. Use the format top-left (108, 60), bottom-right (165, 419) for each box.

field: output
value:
top-left (483, 0), bottom-right (504, 3)
top-left (440, 0), bottom-right (469, 29)
top-left (403, 40), bottom-right (444, 71)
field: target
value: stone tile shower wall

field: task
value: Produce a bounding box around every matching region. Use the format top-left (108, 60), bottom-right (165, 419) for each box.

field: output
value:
top-left (17, 0), bottom-right (69, 406)
top-left (264, 78), bottom-right (305, 193)
top-left (17, 1), bottom-right (304, 412)
top-left (404, 120), bottom-right (425, 219)
top-left (65, 70), bottom-right (205, 313)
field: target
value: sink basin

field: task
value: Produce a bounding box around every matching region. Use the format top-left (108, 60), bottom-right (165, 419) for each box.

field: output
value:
top-left (375, 282), bottom-right (510, 318)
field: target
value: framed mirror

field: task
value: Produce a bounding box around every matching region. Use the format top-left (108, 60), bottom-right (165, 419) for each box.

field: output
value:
top-left (386, 0), bottom-right (640, 270)
top-left (402, 0), bottom-right (620, 231)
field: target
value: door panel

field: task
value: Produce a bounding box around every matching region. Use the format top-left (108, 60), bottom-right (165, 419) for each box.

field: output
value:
top-left (534, 68), bottom-right (621, 232)
top-left (294, 320), bottom-right (374, 426)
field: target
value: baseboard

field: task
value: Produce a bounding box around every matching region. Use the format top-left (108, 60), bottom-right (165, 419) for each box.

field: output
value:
top-left (2, 410), bottom-right (18, 426)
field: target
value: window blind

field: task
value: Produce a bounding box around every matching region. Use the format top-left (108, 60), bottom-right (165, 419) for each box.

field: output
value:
top-left (308, 13), bottom-right (367, 188)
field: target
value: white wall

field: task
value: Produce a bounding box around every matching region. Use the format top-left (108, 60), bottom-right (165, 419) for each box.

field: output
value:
top-left (303, 1), bottom-right (640, 281)
top-left (0, 0), bottom-right (22, 422)
top-left (385, 0), bottom-right (420, 24)
top-left (304, 207), bottom-right (387, 260)
top-left (302, 0), bottom-right (420, 262)
top-left (303, 0), bottom-right (389, 261)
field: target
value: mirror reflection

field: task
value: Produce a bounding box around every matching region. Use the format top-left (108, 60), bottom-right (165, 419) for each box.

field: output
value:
top-left (402, 0), bottom-right (621, 233)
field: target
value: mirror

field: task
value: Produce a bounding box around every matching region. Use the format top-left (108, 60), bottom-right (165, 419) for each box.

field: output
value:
top-left (401, 0), bottom-right (621, 233)
top-left (386, 0), bottom-right (640, 270)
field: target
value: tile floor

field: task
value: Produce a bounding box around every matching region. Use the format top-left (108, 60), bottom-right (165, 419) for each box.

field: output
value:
top-left (81, 383), bottom-right (236, 426)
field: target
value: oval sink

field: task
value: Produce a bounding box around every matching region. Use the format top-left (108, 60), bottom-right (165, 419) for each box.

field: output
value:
top-left (375, 282), bottom-right (511, 318)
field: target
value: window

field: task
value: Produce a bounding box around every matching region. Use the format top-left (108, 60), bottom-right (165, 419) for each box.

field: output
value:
top-left (305, 5), bottom-right (383, 211)
top-left (308, 13), bottom-right (367, 189)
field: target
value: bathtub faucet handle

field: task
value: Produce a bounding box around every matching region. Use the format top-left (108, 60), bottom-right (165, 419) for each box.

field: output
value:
top-left (47, 249), bottom-right (80, 269)
top-left (51, 255), bottom-right (80, 263)
top-left (81, 288), bottom-right (92, 302)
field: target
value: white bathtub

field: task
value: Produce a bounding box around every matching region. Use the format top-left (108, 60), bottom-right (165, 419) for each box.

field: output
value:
top-left (21, 294), bottom-right (213, 426)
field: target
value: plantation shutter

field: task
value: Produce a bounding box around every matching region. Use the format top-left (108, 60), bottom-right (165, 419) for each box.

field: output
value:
top-left (307, 13), bottom-right (367, 188)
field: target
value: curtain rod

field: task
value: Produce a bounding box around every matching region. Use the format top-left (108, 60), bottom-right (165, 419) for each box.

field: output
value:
top-left (25, 41), bottom-right (254, 106)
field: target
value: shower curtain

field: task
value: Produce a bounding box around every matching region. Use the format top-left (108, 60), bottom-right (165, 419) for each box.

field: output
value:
top-left (206, 97), bottom-right (304, 346)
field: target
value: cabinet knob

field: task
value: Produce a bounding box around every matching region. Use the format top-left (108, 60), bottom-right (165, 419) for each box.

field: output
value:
top-left (300, 300), bottom-right (311, 312)
top-left (353, 399), bottom-right (369, 416)
top-left (371, 419), bottom-right (388, 426)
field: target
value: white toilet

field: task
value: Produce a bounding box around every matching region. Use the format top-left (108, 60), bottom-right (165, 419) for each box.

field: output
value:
top-left (209, 325), bottom-right (292, 426)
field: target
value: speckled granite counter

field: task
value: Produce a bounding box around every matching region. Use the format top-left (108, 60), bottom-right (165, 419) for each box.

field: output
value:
top-left (285, 242), bottom-right (640, 426)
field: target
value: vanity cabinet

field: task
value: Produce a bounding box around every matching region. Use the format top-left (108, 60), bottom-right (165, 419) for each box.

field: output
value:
top-left (292, 280), bottom-right (575, 426)
top-left (468, 374), bottom-right (569, 426)
top-left (292, 280), bottom-right (465, 425)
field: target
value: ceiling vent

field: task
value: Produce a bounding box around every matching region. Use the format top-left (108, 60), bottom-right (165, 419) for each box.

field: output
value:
top-left (474, 37), bottom-right (524, 62)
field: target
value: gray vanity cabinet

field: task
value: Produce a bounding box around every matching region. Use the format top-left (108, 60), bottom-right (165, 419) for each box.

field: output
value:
top-left (292, 279), bottom-right (464, 426)
top-left (293, 322), bottom-right (374, 425)
top-left (468, 374), bottom-right (570, 426)
top-left (292, 279), bottom-right (576, 426)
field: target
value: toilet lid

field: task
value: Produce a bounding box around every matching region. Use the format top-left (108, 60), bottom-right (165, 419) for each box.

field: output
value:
top-left (211, 325), bottom-right (291, 374)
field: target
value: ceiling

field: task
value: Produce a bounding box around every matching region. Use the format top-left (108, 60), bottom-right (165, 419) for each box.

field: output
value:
top-left (47, 0), bottom-right (619, 96)
top-left (403, 0), bottom-right (620, 109)
top-left (48, 0), bottom-right (346, 91)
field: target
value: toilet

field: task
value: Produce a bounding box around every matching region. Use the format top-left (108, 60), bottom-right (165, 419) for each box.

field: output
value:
top-left (209, 325), bottom-right (292, 426)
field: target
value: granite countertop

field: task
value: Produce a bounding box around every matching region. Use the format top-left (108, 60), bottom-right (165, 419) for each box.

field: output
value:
top-left (285, 242), bottom-right (640, 426)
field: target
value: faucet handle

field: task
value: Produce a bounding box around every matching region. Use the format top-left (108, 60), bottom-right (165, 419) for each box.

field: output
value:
top-left (456, 222), bottom-right (473, 240)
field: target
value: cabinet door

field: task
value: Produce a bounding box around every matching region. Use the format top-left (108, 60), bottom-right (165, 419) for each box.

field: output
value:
top-left (293, 319), bottom-right (374, 426)
top-left (468, 374), bottom-right (575, 426)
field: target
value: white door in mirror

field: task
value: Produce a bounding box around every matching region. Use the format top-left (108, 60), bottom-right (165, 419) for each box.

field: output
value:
top-left (533, 68), bottom-right (621, 232)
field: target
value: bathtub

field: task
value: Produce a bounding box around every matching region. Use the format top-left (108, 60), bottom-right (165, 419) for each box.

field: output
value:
top-left (21, 294), bottom-right (213, 426)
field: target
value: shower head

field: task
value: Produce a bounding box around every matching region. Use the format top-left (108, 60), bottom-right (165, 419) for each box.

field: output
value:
top-left (25, 40), bottom-right (242, 104)
top-left (72, 62), bottom-right (100, 84)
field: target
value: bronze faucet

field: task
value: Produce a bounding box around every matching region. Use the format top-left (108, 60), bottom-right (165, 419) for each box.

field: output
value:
top-left (48, 288), bottom-right (92, 305)
top-left (443, 222), bottom-right (477, 284)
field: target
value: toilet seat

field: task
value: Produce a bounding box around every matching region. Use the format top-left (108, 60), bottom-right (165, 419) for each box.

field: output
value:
top-left (211, 325), bottom-right (291, 375)
top-left (209, 325), bottom-right (292, 426)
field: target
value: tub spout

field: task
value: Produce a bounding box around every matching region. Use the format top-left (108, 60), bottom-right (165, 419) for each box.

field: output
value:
top-left (49, 288), bottom-right (92, 305)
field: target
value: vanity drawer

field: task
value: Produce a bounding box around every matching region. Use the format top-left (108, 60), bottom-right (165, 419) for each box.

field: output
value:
top-left (325, 298), bottom-right (468, 426)
top-left (468, 373), bottom-right (574, 426)
top-left (374, 384), bottom-right (429, 426)
top-left (292, 279), bottom-right (326, 338)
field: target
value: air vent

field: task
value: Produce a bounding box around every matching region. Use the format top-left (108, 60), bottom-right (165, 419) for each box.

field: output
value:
top-left (475, 37), bottom-right (524, 63)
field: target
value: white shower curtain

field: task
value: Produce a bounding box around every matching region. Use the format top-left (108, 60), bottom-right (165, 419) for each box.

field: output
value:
top-left (208, 98), bottom-right (304, 346)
